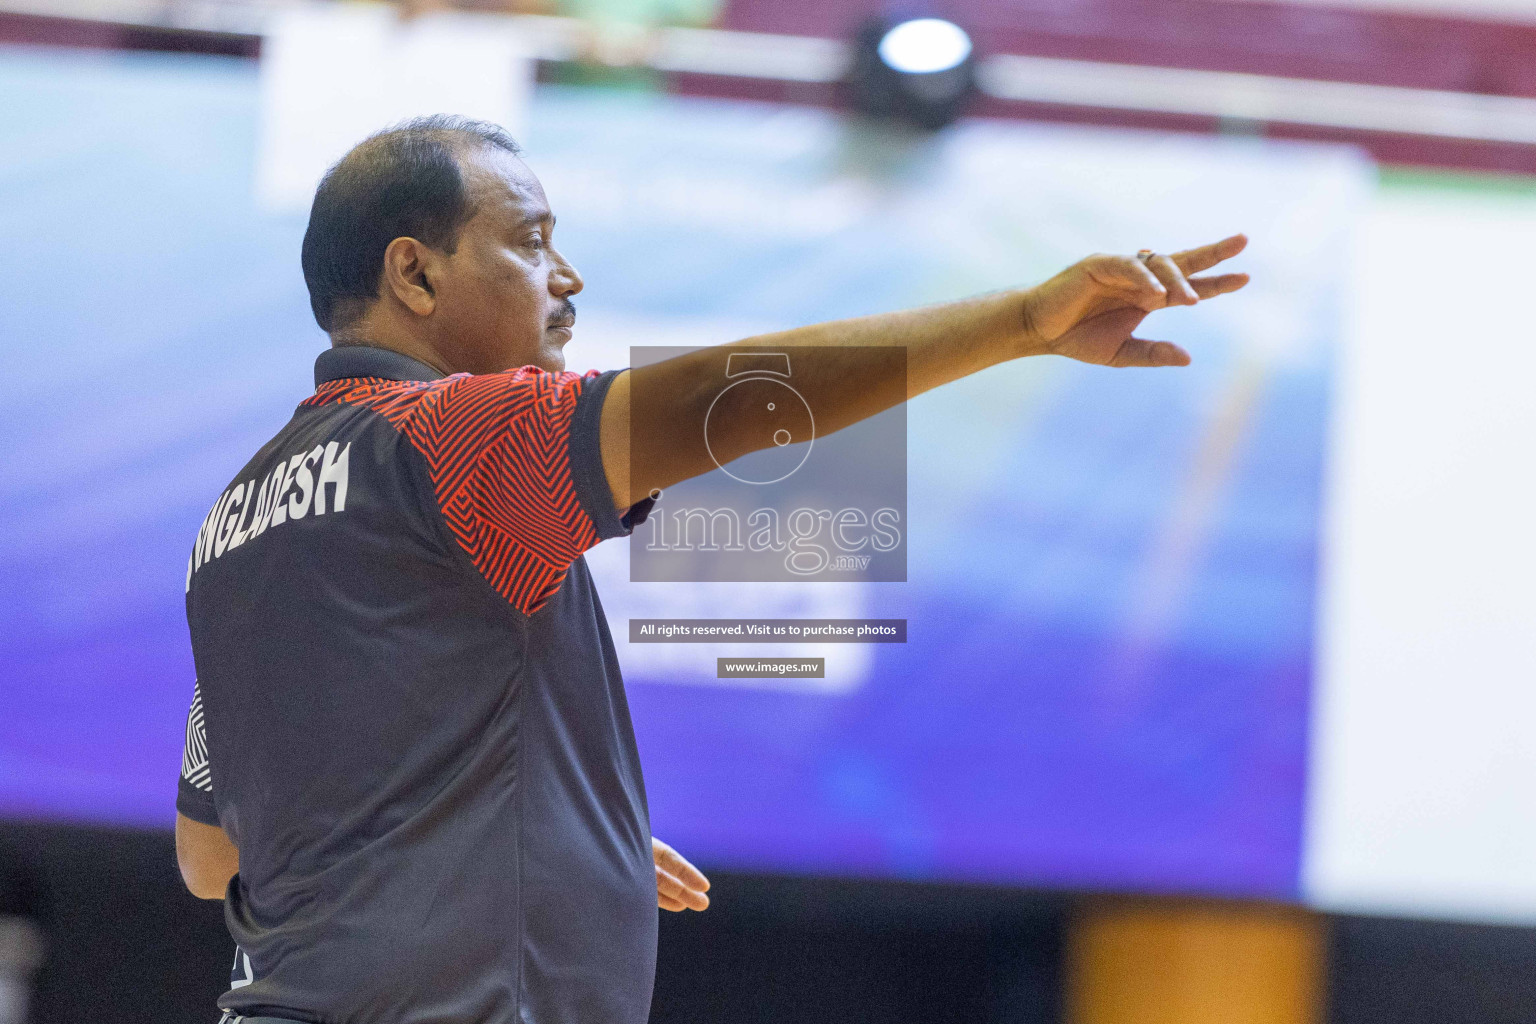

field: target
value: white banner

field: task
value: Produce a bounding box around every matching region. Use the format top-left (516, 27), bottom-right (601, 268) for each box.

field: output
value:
top-left (256, 3), bottom-right (534, 211)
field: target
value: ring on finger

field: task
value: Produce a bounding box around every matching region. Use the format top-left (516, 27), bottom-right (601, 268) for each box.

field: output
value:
top-left (1136, 249), bottom-right (1156, 261)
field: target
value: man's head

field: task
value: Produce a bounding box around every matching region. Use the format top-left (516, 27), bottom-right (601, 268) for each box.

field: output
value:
top-left (301, 115), bottom-right (582, 375)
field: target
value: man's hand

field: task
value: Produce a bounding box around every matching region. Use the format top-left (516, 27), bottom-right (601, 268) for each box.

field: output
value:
top-left (653, 837), bottom-right (710, 912)
top-left (175, 811), bottom-right (239, 899)
top-left (1021, 234), bottom-right (1249, 368)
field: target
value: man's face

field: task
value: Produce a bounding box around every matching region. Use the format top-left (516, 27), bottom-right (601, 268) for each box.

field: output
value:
top-left (430, 146), bottom-right (583, 375)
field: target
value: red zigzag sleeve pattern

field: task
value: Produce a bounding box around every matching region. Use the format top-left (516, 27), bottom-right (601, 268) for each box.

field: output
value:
top-left (305, 368), bottom-right (602, 616)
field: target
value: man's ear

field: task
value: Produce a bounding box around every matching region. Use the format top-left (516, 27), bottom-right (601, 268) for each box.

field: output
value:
top-left (380, 236), bottom-right (439, 317)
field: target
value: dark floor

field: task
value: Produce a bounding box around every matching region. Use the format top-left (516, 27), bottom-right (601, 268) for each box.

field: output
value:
top-left (2, 821), bottom-right (1535, 1024)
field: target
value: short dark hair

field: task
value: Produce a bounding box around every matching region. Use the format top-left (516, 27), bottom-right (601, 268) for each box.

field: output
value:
top-left (300, 115), bottom-right (521, 333)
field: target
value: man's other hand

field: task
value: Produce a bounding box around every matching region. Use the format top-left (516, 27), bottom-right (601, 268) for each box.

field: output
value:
top-left (1021, 234), bottom-right (1250, 368)
top-left (176, 811), bottom-right (239, 899)
top-left (653, 837), bottom-right (710, 912)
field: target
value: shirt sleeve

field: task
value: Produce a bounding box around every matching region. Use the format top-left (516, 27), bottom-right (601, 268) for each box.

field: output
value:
top-left (567, 369), bottom-right (654, 540)
top-left (176, 680), bottom-right (219, 826)
top-left (408, 366), bottom-right (652, 616)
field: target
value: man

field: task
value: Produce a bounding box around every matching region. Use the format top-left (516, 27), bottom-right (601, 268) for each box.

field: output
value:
top-left (176, 114), bottom-right (1247, 1024)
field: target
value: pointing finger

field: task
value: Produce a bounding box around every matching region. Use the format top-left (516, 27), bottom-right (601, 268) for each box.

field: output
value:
top-left (1171, 233), bottom-right (1247, 275)
top-left (1189, 272), bottom-right (1249, 299)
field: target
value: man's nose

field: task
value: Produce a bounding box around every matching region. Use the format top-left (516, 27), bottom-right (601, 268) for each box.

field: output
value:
top-left (550, 248), bottom-right (583, 297)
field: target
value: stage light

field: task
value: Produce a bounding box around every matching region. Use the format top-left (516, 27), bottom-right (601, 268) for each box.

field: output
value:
top-left (876, 18), bottom-right (972, 75)
top-left (848, 16), bottom-right (977, 130)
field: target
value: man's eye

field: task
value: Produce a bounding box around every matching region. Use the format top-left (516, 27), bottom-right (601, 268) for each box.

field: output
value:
top-left (526, 235), bottom-right (546, 250)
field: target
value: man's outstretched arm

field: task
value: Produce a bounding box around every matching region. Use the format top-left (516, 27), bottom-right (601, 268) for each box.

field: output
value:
top-left (598, 236), bottom-right (1248, 510)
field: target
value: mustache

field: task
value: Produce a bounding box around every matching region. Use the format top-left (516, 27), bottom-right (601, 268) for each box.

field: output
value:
top-left (547, 300), bottom-right (577, 329)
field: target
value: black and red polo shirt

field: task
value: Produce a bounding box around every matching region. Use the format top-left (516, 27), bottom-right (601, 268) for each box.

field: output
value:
top-left (177, 344), bottom-right (655, 1024)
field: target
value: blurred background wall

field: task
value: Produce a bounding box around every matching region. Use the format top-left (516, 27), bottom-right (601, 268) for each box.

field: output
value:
top-left (1, 0), bottom-right (1533, 1020)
